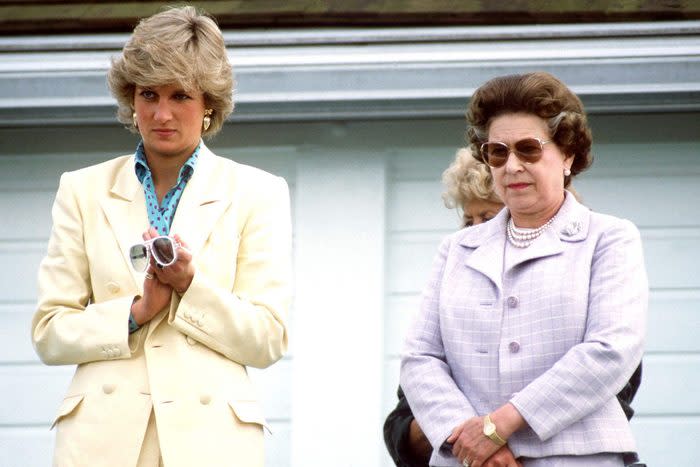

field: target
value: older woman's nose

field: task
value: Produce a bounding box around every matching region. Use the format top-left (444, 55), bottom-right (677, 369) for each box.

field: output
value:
top-left (503, 150), bottom-right (523, 172)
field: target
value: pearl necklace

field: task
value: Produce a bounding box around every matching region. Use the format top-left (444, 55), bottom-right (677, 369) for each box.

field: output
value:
top-left (507, 215), bottom-right (556, 248)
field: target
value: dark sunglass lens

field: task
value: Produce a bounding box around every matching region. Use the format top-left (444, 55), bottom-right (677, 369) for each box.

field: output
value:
top-left (152, 237), bottom-right (176, 265)
top-left (484, 143), bottom-right (509, 167)
top-left (515, 138), bottom-right (543, 161)
top-left (129, 245), bottom-right (149, 272)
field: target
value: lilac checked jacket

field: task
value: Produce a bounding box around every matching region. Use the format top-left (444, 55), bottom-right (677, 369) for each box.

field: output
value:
top-left (400, 192), bottom-right (648, 466)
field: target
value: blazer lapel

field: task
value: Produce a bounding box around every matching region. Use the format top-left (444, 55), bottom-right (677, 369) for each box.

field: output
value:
top-left (461, 210), bottom-right (508, 292)
top-left (100, 155), bottom-right (150, 288)
top-left (169, 144), bottom-right (233, 257)
top-left (461, 191), bottom-right (590, 289)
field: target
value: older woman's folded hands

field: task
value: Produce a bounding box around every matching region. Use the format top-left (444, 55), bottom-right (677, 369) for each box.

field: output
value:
top-left (447, 416), bottom-right (522, 467)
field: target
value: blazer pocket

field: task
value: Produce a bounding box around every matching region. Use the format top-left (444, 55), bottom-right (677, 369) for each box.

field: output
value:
top-left (50, 394), bottom-right (85, 430)
top-left (228, 399), bottom-right (271, 434)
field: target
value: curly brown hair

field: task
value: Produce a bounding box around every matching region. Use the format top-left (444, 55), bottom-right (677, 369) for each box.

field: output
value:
top-left (107, 6), bottom-right (233, 137)
top-left (466, 72), bottom-right (592, 187)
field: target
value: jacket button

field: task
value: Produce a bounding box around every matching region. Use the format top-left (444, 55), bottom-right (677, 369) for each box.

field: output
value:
top-left (107, 282), bottom-right (120, 294)
top-left (102, 383), bottom-right (116, 394)
top-left (508, 341), bottom-right (521, 353)
top-left (186, 336), bottom-right (196, 345)
top-left (200, 394), bottom-right (211, 405)
top-left (507, 296), bottom-right (519, 308)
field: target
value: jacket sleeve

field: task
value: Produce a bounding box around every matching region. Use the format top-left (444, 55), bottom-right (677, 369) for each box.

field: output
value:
top-left (383, 386), bottom-right (432, 467)
top-left (510, 219), bottom-right (648, 441)
top-left (400, 236), bottom-right (478, 461)
top-left (32, 172), bottom-right (133, 365)
top-left (168, 175), bottom-right (292, 369)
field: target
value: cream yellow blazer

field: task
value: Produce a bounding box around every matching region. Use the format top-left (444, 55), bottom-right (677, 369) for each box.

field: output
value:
top-left (32, 144), bottom-right (292, 467)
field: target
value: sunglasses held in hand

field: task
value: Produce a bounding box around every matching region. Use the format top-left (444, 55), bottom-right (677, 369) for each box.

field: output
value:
top-left (129, 236), bottom-right (180, 271)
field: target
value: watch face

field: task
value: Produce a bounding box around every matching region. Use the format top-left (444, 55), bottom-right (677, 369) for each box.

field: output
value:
top-left (484, 421), bottom-right (495, 436)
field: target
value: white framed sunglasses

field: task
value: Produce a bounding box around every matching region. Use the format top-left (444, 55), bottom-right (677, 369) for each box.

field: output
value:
top-left (129, 236), bottom-right (181, 272)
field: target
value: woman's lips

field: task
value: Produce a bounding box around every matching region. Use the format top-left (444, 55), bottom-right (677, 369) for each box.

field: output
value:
top-left (154, 129), bottom-right (176, 136)
top-left (507, 183), bottom-right (530, 190)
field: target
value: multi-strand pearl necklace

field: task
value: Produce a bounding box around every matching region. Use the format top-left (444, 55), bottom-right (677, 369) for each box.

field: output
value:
top-left (507, 215), bottom-right (556, 248)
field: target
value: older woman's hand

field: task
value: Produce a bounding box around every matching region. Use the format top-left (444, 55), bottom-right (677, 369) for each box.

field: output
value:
top-left (483, 446), bottom-right (523, 467)
top-left (448, 404), bottom-right (526, 467)
top-left (447, 416), bottom-right (501, 467)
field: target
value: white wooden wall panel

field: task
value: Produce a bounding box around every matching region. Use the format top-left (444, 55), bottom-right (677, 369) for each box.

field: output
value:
top-left (291, 150), bottom-right (386, 467)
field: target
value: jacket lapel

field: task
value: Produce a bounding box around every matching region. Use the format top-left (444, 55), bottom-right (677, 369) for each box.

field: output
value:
top-left (100, 155), bottom-right (149, 288)
top-left (169, 144), bottom-right (233, 257)
top-left (460, 190), bottom-right (590, 290)
top-left (461, 210), bottom-right (508, 292)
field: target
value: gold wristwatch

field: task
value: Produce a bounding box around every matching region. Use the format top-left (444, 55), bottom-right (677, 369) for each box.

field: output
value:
top-left (483, 414), bottom-right (507, 446)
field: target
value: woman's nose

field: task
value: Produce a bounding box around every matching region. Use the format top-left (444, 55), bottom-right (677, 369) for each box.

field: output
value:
top-left (503, 150), bottom-right (522, 171)
top-left (154, 101), bottom-right (173, 122)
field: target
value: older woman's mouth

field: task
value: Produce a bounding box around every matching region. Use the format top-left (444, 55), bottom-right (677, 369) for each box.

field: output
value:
top-left (507, 183), bottom-right (530, 190)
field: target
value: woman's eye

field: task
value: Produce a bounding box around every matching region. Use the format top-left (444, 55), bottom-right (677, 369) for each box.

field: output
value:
top-left (174, 93), bottom-right (190, 100)
top-left (140, 90), bottom-right (155, 99)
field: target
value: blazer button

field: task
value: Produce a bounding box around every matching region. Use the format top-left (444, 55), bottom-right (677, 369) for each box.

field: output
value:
top-left (186, 336), bottom-right (196, 345)
top-left (508, 341), bottom-right (521, 353)
top-left (507, 296), bottom-right (519, 308)
top-left (107, 282), bottom-right (120, 294)
top-left (102, 383), bottom-right (116, 394)
top-left (200, 394), bottom-right (211, 405)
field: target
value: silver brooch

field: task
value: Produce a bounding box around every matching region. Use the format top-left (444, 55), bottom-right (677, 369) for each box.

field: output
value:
top-left (561, 220), bottom-right (582, 237)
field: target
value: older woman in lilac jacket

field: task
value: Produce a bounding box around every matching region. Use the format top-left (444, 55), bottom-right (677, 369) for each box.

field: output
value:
top-left (400, 72), bottom-right (647, 467)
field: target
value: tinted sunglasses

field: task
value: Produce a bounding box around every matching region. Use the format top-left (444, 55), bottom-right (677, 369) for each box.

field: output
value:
top-left (129, 236), bottom-right (180, 272)
top-left (479, 137), bottom-right (551, 168)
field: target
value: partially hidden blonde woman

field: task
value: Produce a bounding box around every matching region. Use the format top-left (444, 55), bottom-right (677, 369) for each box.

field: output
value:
top-left (32, 7), bottom-right (291, 466)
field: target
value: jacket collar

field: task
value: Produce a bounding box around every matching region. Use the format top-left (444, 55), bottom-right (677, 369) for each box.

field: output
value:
top-left (458, 190), bottom-right (590, 291)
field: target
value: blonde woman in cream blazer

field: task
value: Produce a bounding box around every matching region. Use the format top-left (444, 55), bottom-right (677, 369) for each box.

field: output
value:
top-left (32, 7), bottom-right (291, 467)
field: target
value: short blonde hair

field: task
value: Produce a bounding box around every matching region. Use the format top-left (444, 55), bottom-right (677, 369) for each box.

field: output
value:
top-left (107, 6), bottom-right (233, 137)
top-left (442, 147), bottom-right (502, 210)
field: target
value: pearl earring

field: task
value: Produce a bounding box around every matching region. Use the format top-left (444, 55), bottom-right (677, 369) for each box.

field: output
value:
top-left (132, 112), bottom-right (138, 129)
top-left (564, 167), bottom-right (571, 176)
top-left (203, 109), bottom-right (213, 131)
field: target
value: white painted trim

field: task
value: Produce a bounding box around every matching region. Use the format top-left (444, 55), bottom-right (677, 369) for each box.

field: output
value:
top-left (291, 150), bottom-right (386, 467)
top-left (1, 21), bottom-right (698, 50)
top-left (0, 23), bottom-right (699, 125)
